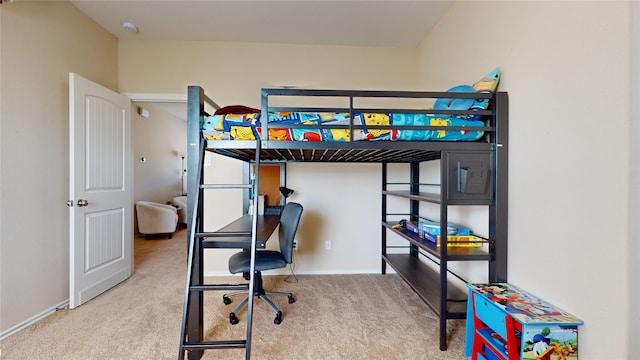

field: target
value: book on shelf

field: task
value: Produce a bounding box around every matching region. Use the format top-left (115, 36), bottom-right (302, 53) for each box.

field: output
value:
top-left (398, 219), bottom-right (482, 247)
top-left (422, 233), bottom-right (483, 247)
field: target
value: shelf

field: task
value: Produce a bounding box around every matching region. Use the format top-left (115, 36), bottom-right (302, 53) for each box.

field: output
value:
top-left (382, 189), bottom-right (491, 206)
top-left (476, 328), bottom-right (510, 360)
top-left (382, 190), bottom-right (441, 204)
top-left (383, 254), bottom-right (467, 318)
top-left (382, 222), bottom-right (491, 261)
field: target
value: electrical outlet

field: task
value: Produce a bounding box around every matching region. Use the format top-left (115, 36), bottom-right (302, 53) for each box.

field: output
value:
top-left (324, 240), bottom-right (332, 250)
top-left (293, 240), bottom-right (298, 250)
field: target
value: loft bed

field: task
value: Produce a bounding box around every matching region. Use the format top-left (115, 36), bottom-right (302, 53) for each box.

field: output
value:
top-left (183, 84), bottom-right (508, 355)
top-left (190, 87), bottom-right (504, 162)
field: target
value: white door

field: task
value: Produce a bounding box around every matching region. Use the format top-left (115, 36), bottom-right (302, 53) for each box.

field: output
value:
top-left (69, 73), bottom-right (133, 309)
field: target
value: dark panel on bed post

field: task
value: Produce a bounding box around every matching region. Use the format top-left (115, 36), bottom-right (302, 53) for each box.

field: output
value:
top-left (409, 162), bottom-right (420, 258)
top-left (261, 89), bottom-right (269, 144)
top-left (490, 92), bottom-right (509, 283)
top-left (381, 162), bottom-right (388, 274)
top-left (187, 86), bottom-right (204, 237)
top-left (186, 85), bottom-right (204, 359)
top-left (439, 150), bottom-right (450, 351)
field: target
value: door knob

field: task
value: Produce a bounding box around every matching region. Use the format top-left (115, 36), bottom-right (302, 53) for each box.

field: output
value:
top-left (77, 199), bottom-right (89, 207)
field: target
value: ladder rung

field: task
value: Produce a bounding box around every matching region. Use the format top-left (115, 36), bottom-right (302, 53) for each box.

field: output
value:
top-left (182, 340), bottom-right (247, 350)
top-left (197, 231), bottom-right (251, 238)
top-left (202, 238), bottom-right (264, 249)
top-left (200, 184), bottom-right (252, 189)
top-left (190, 284), bottom-right (249, 292)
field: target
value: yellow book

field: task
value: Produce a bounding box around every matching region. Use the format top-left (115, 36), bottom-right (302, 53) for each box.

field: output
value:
top-left (424, 234), bottom-right (483, 247)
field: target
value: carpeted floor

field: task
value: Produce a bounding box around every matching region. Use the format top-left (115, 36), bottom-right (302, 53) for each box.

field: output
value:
top-left (0, 229), bottom-right (468, 360)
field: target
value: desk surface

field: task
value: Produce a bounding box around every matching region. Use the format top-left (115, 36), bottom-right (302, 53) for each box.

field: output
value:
top-left (468, 283), bottom-right (583, 325)
top-left (203, 215), bottom-right (280, 249)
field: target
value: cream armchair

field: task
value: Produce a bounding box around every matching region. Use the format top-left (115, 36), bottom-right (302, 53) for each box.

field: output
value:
top-left (135, 201), bottom-right (178, 239)
top-left (172, 196), bottom-right (187, 224)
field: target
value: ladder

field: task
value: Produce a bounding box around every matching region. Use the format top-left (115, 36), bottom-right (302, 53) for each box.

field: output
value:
top-left (178, 138), bottom-right (263, 360)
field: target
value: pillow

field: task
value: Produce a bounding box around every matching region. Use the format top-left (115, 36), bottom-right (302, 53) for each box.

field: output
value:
top-left (214, 105), bottom-right (260, 115)
top-left (433, 85), bottom-right (476, 111)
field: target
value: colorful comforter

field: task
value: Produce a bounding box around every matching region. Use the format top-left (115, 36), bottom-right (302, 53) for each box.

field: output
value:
top-left (201, 112), bottom-right (485, 142)
top-left (202, 67), bottom-right (500, 143)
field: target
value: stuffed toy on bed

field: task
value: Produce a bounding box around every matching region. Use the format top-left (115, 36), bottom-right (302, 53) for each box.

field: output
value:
top-left (432, 67), bottom-right (501, 117)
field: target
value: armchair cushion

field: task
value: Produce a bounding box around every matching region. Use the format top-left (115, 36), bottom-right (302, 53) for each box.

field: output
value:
top-left (135, 201), bottom-right (178, 237)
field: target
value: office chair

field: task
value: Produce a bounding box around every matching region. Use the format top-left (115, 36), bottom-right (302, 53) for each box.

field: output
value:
top-left (223, 202), bottom-right (303, 325)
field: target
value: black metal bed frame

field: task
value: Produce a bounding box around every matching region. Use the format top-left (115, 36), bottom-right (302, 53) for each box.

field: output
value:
top-left (182, 86), bottom-right (508, 357)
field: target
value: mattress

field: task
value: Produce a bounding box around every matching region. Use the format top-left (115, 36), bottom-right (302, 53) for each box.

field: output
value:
top-left (201, 111), bottom-right (485, 142)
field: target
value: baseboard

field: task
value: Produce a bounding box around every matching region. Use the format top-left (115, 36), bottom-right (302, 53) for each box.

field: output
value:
top-left (0, 300), bottom-right (69, 340)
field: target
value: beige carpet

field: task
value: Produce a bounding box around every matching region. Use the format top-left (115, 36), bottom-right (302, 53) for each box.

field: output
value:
top-left (0, 229), bottom-right (468, 360)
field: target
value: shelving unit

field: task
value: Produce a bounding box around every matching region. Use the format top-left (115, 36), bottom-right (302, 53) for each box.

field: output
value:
top-left (381, 147), bottom-right (508, 351)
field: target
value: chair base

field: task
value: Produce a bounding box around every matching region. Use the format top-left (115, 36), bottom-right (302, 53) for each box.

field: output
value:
top-left (222, 271), bottom-right (295, 325)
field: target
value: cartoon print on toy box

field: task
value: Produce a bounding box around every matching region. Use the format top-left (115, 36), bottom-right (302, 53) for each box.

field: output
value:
top-left (522, 325), bottom-right (578, 360)
top-left (474, 284), bottom-right (580, 359)
top-left (475, 284), bottom-right (572, 322)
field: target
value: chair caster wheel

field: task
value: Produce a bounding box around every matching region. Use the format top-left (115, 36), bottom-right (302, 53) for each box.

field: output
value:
top-left (223, 295), bottom-right (231, 305)
top-left (230, 313), bottom-right (239, 325)
top-left (288, 295), bottom-right (296, 304)
top-left (274, 312), bottom-right (282, 325)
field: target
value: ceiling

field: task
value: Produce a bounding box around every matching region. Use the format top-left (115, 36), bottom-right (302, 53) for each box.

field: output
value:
top-left (70, 0), bottom-right (453, 120)
top-left (70, 0), bottom-right (453, 47)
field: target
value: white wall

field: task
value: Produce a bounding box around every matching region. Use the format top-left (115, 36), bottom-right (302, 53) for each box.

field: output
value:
top-left (418, 2), bottom-right (631, 359)
top-left (0, 1), bottom-right (118, 335)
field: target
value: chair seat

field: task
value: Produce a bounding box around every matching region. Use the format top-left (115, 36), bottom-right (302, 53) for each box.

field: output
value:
top-left (228, 250), bottom-right (287, 274)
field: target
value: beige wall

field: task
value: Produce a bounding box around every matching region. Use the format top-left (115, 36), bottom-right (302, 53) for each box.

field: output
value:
top-left (119, 40), bottom-right (420, 275)
top-left (418, 1), bottom-right (632, 359)
top-left (131, 102), bottom-right (188, 234)
top-left (118, 40), bottom-right (419, 106)
top-left (132, 102), bottom-right (187, 205)
top-left (0, 1), bottom-right (118, 333)
top-left (630, 0), bottom-right (640, 352)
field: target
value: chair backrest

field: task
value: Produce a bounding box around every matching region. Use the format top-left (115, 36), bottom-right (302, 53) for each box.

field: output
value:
top-left (278, 202), bottom-right (303, 264)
